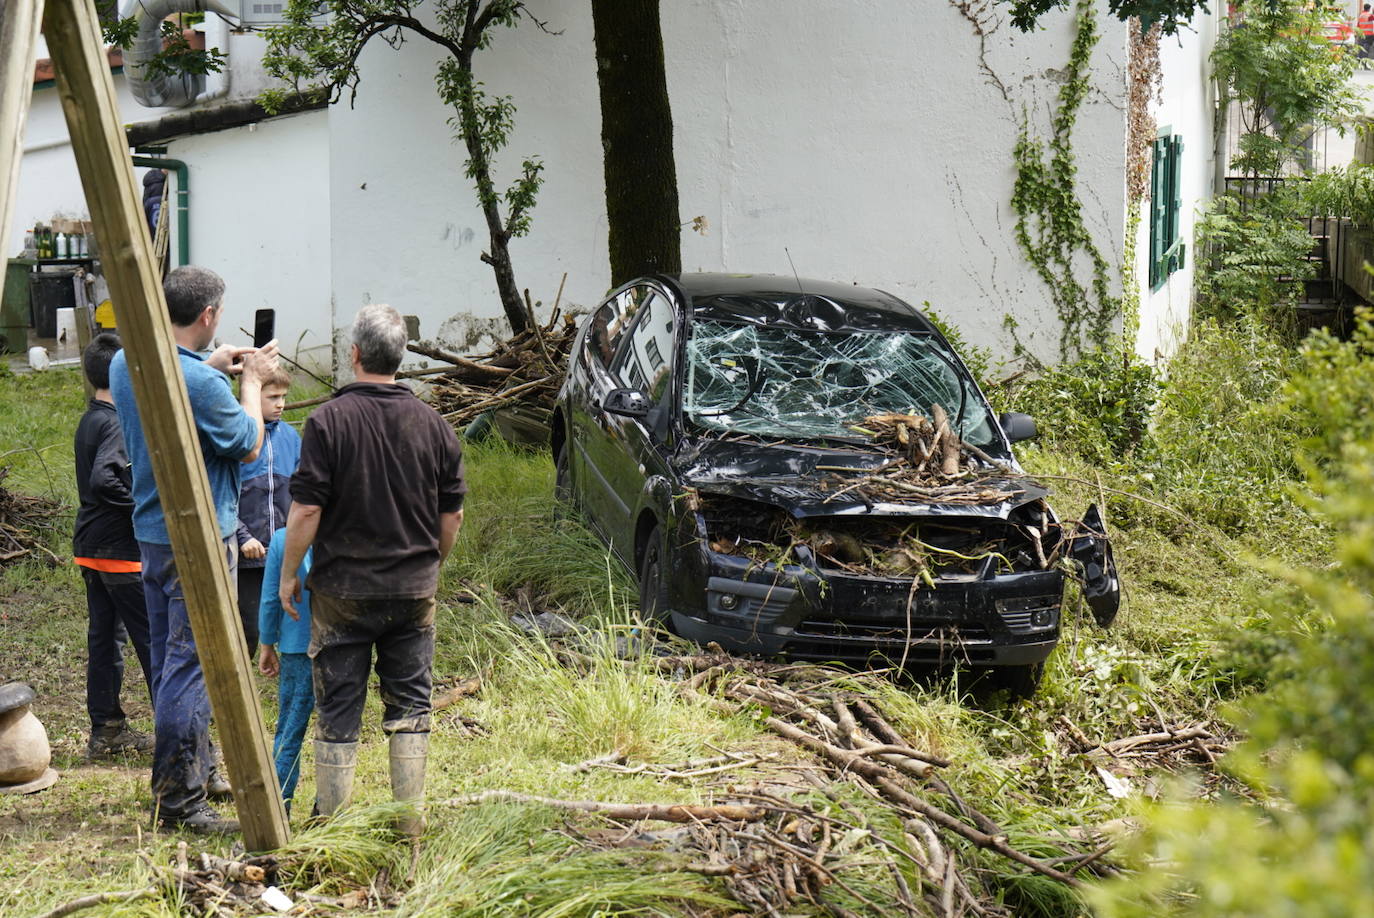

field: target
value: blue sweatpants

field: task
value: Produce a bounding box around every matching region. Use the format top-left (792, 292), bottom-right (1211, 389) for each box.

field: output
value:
top-left (273, 653), bottom-right (315, 803)
top-left (139, 539), bottom-right (237, 819)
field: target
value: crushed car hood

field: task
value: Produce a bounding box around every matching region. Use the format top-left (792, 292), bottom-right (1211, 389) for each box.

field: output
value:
top-left (675, 437), bottom-right (1047, 519)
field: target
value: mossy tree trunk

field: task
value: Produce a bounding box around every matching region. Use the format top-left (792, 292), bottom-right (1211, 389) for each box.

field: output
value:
top-left (591, 0), bottom-right (681, 286)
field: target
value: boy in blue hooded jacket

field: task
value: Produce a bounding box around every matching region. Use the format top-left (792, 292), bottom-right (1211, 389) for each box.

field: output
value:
top-left (234, 368), bottom-right (299, 658)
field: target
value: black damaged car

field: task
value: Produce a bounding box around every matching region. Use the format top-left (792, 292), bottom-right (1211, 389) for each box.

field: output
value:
top-left (551, 273), bottom-right (1119, 693)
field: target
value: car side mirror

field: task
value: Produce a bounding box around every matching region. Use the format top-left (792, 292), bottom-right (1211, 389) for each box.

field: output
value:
top-left (999, 412), bottom-right (1038, 443)
top-left (603, 387), bottom-right (651, 419)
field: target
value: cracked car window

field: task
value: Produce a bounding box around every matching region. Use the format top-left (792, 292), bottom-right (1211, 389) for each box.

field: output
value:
top-left (683, 319), bottom-right (995, 446)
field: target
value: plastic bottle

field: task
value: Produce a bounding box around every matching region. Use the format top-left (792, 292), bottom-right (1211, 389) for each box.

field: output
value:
top-left (56, 233), bottom-right (68, 259)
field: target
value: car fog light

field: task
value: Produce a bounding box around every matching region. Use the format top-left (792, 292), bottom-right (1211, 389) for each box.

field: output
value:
top-left (1031, 608), bottom-right (1056, 628)
top-left (718, 593), bottom-right (740, 611)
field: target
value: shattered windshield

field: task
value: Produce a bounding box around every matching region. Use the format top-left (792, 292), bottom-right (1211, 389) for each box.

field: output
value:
top-left (683, 320), bottom-right (996, 447)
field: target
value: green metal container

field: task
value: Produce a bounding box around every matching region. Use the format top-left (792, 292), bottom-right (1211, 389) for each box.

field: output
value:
top-left (1, 260), bottom-right (35, 354)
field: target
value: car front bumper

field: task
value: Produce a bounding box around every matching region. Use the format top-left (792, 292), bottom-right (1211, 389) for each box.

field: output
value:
top-left (667, 550), bottom-right (1064, 668)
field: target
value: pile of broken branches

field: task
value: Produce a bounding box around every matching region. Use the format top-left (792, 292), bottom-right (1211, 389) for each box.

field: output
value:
top-left (688, 664), bottom-right (1114, 914)
top-left (38, 843), bottom-right (286, 918)
top-left (415, 294), bottom-right (577, 429)
top-left (529, 650), bottom-right (1114, 916)
top-left (832, 408), bottom-right (1023, 506)
top-left (0, 467), bottom-right (64, 568)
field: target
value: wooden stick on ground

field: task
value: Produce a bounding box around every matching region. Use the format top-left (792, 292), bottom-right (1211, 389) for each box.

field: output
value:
top-left (35, 888), bottom-right (158, 918)
top-left (438, 790), bottom-right (764, 823)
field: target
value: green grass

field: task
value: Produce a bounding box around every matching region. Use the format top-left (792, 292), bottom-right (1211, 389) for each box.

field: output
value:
top-left (0, 349), bottom-right (1334, 918)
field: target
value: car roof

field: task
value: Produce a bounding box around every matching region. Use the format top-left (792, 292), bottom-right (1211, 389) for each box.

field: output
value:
top-left (652, 272), bottom-right (939, 334)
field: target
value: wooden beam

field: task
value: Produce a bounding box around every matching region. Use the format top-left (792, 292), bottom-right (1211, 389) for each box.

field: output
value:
top-left (0, 0), bottom-right (46, 256)
top-left (42, 0), bottom-right (288, 850)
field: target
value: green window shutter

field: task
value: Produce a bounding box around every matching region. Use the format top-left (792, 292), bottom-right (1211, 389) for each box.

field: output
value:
top-left (1169, 136), bottom-right (1185, 250)
top-left (1167, 136), bottom-right (1185, 276)
top-left (1150, 138), bottom-right (1167, 289)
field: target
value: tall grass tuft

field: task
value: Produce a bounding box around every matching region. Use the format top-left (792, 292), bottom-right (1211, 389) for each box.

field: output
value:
top-left (275, 802), bottom-right (410, 893)
top-left (398, 804), bottom-right (731, 917)
top-left (444, 438), bottom-right (634, 615)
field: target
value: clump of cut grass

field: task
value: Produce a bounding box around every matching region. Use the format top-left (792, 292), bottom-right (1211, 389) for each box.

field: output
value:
top-left (274, 802), bottom-right (411, 893)
top-left (399, 804), bottom-right (731, 918)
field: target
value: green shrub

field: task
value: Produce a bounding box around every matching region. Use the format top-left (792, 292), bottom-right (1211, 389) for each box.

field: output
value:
top-left (1193, 195), bottom-right (1312, 334)
top-left (1141, 317), bottom-right (1309, 537)
top-left (1006, 346), bottom-right (1159, 464)
top-left (1092, 443), bottom-right (1374, 918)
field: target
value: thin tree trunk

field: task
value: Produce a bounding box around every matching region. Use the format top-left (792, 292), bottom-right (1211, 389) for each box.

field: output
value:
top-left (592, 0), bottom-right (681, 286)
top-left (456, 41), bottom-right (528, 334)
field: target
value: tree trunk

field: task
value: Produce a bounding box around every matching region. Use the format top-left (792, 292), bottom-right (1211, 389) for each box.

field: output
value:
top-left (456, 47), bottom-right (529, 334)
top-left (591, 0), bottom-right (681, 287)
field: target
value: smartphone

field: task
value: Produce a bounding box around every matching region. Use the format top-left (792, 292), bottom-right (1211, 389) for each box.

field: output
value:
top-left (253, 309), bottom-right (275, 349)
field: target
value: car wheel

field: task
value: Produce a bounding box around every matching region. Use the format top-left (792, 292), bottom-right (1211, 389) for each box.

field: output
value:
top-left (554, 441), bottom-right (574, 513)
top-left (638, 526), bottom-right (672, 626)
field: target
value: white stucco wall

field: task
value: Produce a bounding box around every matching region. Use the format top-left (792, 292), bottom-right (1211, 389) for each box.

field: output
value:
top-left (1134, 14), bottom-right (1220, 364)
top-left (15, 3), bottom-right (1142, 372)
top-left (8, 75), bottom-right (171, 258)
top-left (10, 29), bottom-right (328, 362)
top-left (327, 1), bottom-right (1131, 368)
top-left (159, 111), bottom-right (332, 367)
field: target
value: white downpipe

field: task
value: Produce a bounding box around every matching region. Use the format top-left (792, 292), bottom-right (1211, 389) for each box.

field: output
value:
top-left (193, 13), bottom-right (231, 106)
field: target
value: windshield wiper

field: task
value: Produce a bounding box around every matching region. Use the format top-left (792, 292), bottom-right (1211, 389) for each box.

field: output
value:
top-left (696, 358), bottom-right (768, 417)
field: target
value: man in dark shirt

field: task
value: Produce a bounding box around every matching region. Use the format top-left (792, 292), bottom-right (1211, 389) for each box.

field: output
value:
top-left (73, 333), bottom-right (154, 758)
top-left (280, 304), bottom-right (465, 833)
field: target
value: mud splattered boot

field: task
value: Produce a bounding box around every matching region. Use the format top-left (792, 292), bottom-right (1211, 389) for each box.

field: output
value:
top-left (388, 732), bottom-right (428, 837)
top-left (87, 721), bottom-right (154, 757)
top-left (313, 740), bottom-right (357, 819)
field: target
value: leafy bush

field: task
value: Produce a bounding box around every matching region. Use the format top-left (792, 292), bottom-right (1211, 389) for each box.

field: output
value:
top-left (1193, 195), bottom-right (1313, 332)
top-left (1006, 346), bottom-right (1159, 464)
top-left (1092, 443), bottom-right (1374, 918)
top-left (1141, 317), bottom-right (1308, 536)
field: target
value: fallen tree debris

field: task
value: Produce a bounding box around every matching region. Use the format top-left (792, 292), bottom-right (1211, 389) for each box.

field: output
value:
top-left (413, 304), bottom-right (578, 430)
top-left (0, 467), bottom-right (64, 568)
top-left (431, 675), bottom-right (483, 712)
top-left (40, 845), bottom-right (288, 918)
top-left (827, 409), bottom-right (1024, 507)
top-left (439, 790), bottom-right (765, 823)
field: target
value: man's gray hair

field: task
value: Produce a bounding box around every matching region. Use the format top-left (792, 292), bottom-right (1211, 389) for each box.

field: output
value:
top-left (352, 304), bottom-right (407, 375)
top-left (164, 266), bottom-right (225, 327)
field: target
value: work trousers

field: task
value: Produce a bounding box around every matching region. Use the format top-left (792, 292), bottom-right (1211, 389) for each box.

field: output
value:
top-left (82, 566), bottom-right (155, 730)
top-left (273, 653), bottom-right (315, 802)
top-left (236, 566), bottom-right (264, 659)
top-left (309, 593), bottom-right (435, 743)
top-left (139, 538), bottom-right (237, 818)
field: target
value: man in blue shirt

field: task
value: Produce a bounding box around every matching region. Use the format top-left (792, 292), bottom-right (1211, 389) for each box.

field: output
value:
top-left (110, 265), bottom-right (279, 834)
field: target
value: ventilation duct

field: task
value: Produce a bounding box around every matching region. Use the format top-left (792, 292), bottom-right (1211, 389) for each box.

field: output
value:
top-left (124, 0), bottom-right (235, 109)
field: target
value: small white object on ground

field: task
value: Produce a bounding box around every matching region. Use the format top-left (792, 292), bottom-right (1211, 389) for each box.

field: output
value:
top-left (259, 886), bottom-right (294, 912)
top-left (27, 347), bottom-right (49, 371)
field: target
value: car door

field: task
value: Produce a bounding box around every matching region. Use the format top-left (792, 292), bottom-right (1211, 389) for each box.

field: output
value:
top-left (570, 287), bottom-right (640, 544)
top-left (597, 287), bottom-right (678, 561)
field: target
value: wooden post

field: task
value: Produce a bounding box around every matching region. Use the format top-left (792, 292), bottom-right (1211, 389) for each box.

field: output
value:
top-left (0, 0), bottom-right (46, 256)
top-left (42, 0), bottom-right (289, 850)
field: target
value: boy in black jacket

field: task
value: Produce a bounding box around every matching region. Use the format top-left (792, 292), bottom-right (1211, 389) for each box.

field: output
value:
top-left (73, 333), bottom-right (155, 757)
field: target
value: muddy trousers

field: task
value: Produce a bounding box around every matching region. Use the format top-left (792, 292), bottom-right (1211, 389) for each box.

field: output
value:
top-left (81, 566), bottom-right (154, 731)
top-left (309, 594), bottom-right (436, 743)
top-left (139, 539), bottom-right (237, 819)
